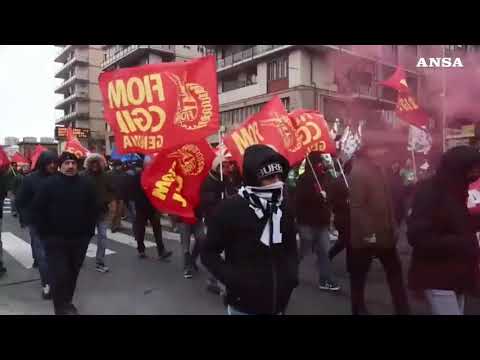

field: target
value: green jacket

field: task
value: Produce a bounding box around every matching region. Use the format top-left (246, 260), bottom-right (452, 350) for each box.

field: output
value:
top-left (348, 156), bottom-right (397, 249)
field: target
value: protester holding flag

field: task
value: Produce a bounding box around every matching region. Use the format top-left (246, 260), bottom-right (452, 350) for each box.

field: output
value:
top-left (131, 157), bottom-right (173, 261)
top-left (31, 152), bottom-right (99, 315)
top-left (296, 152), bottom-right (339, 292)
top-left (81, 153), bottom-right (116, 273)
top-left (201, 144), bottom-right (298, 315)
top-left (408, 146), bottom-right (480, 315)
top-left (348, 127), bottom-right (410, 315)
top-left (16, 151), bottom-right (58, 298)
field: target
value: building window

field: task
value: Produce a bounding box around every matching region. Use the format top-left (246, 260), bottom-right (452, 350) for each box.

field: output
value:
top-left (281, 97), bottom-right (290, 111)
top-left (183, 45), bottom-right (191, 49)
top-left (267, 57), bottom-right (289, 81)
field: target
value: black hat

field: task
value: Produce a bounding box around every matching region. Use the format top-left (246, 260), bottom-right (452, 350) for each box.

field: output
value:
top-left (58, 152), bottom-right (79, 166)
top-left (256, 160), bottom-right (285, 181)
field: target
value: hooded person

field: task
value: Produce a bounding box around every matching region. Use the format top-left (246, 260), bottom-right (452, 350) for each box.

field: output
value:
top-left (408, 146), bottom-right (480, 315)
top-left (201, 144), bottom-right (299, 315)
top-left (31, 152), bottom-right (99, 315)
top-left (295, 151), bottom-right (340, 291)
top-left (16, 151), bottom-right (58, 298)
top-left (80, 153), bottom-right (116, 273)
top-left (347, 126), bottom-right (410, 315)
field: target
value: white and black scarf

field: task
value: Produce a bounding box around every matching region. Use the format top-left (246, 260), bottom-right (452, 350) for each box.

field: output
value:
top-left (238, 182), bottom-right (284, 247)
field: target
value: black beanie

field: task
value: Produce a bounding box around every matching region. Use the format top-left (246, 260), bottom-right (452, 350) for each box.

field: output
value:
top-left (58, 152), bottom-right (79, 166)
top-left (256, 160), bottom-right (285, 181)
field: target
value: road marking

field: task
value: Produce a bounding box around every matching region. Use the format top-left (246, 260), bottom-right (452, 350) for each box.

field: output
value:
top-left (106, 229), bottom-right (157, 248)
top-left (85, 243), bottom-right (116, 258)
top-left (1, 232), bottom-right (34, 269)
top-left (120, 221), bottom-right (180, 242)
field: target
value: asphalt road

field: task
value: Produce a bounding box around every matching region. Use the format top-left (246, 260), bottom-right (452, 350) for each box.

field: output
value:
top-left (2, 198), bottom-right (479, 315)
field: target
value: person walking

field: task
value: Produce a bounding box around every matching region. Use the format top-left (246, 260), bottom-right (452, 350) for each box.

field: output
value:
top-left (108, 160), bottom-right (131, 232)
top-left (348, 128), bottom-right (410, 315)
top-left (81, 153), bottom-right (116, 273)
top-left (174, 215), bottom-right (204, 279)
top-left (0, 165), bottom-right (11, 276)
top-left (16, 151), bottom-right (58, 298)
top-left (31, 152), bottom-right (99, 315)
top-left (201, 144), bottom-right (299, 315)
top-left (296, 152), bottom-right (339, 291)
top-left (131, 157), bottom-right (172, 260)
top-left (408, 146), bottom-right (480, 315)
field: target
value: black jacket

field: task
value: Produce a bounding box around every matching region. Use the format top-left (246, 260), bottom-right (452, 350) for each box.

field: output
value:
top-left (295, 166), bottom-right (332, 227)
top-left (130, 170), bottom-right (156, 214)
top-left (16, 152), bottom-right (58, 226)
top-left (201, 145), bottom-right (298, 315)
top-left (31, 173), bottom-right (100, 243)
top-left (408, 146), bottom-right (480, 293)
top-left (108, 168), bottom-right (131, 201)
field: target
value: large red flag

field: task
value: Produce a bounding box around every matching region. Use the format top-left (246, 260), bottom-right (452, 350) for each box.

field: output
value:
top-left (11, 152), bottom-right (29, 166)
top-left (395, 92), bottom-right (430, 129)
top-left (99, 56), bottom-right (219, 155)
top-left (0, 147), bottom-right (10, 170)
top-left (30, 145), bottom-right (49, 170)
top-left (287, 109), bottom-right (336, 165)
top-left (141, 139), bottom-right (215, 221)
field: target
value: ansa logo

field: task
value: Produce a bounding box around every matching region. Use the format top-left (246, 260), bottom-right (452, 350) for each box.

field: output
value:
top-left (416, 57), bottom-right (464, 68)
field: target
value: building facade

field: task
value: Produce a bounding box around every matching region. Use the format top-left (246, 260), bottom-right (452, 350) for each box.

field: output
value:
top-left (17, 137), bottom-right (58, 160)
top-left (54, 45), bottom-right (105, 154)
top-left (101, 45), bottom-right (206, 154)
top-left (4, 137), bottom-right (19, 146)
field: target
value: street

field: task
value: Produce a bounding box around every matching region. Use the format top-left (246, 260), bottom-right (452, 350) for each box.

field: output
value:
top-left (1, 197), bottom-right (479, 315)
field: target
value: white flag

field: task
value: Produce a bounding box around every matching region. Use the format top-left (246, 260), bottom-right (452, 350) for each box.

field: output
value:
top-left (408, 125), bottom-right (432, 155)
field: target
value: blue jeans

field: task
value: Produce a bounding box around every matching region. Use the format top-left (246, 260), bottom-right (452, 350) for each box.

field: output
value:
top-left (29, 226), bottom-right (49, 287)
top-left (96, 219), bottom-right (109, 264)
top-left (298, 224), bottom-right (335, 283)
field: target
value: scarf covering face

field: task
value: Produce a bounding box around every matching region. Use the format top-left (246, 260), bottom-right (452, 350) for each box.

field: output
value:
top-left (238, 181), bottom-right (284, 247)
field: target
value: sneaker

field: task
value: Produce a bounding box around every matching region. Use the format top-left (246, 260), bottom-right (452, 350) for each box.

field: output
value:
top-left (138, 251), bottom-right (147, 259)
top-left (184, 267), bottom-right (193, 279)
top-left (158, 250), bottom-right (173, 261)
top-left (318, 280), bottom-right (340, 292)
top-left (95, 263), bottom-right (110, 273)
top-left (42, 284), bottom-right (52, 300)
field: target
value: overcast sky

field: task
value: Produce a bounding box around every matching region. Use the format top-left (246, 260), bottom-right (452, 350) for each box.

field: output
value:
top-left (0, 45), bottom-right (63, 144)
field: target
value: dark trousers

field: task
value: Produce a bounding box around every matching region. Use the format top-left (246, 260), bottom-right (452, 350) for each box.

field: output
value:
top-left (349, 246), bottom-right (410, 315)
top-left (133, 209), bottom-right (165, 256)
top-left (44, 238), bottom-right (89, 313)
top-left (29, 226), bottom-right (49, 287)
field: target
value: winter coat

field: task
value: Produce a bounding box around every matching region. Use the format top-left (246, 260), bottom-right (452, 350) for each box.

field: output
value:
top-left (81, 154), bottom-right (116, 215)
top-left (11, 173), bottom-right (24, 195)
top-left (329, 175), bottom-right (350, 233)
top-left (295, 165), bottom-right (332, 227)
top-left (107, 168), bottom-right (131, 201)
top-left (31, 173), bottom-right (100, 242)
top-left (348, 155), bottom-right (397, 249)
top-left (407, 146), bottom-right (480, 293)
top-left (201, 145), bottom-right (298, 315)
top-left (16, 152), bottom-right (58, 226)
top-left (130, 170), bottom-right (156, 214)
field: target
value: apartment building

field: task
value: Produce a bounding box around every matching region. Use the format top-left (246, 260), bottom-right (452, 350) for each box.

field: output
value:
top-left (100, 45), bottom-right (206, 154)
top-left (54, 45), bottom-right (105, 153)
top-left (209, 45), bottom-right (480, 153)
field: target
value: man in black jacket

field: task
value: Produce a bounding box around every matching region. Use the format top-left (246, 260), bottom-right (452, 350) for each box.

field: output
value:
top-left (131, 157), bottom-right (172, 260)
top-left (16, 151), bottom-right (58, 299)
top-left (31, 152), bottom-right (99, 315)
top-left (296, 152), bottom-right (339, 291)
top-left (201, 145), bottom-right (298, 315)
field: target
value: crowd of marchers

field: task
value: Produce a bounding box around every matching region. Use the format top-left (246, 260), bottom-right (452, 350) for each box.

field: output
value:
top-left (1, 126), bottom-right (480, 316)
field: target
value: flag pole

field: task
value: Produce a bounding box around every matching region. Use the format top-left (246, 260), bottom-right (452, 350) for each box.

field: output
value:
top-left (306, 155), bottom-right (326, 201)
top-left (442, 45), bottom-right (447, 153)
top-left (411, 148), bottom-right (417, 183)
top-left (336, 159), bottom-right (349, 189)
top-left (218, 127), bottom-right (225, 200)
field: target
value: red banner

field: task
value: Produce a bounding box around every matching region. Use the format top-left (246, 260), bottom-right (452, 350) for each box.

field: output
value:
top-left (287, 109), bottom-right (336, 165)
top-left (64, 128), bottom-right (90, 159)
top-left (395, 92), bottom-right (429, 129)
top-left (0, 147), bottom-right (10, 170)
top-left (30, 145), bottom-right (48, 170)
top-left (99, 56), bottom-right (219, 155)
top-left (224, 97), bottom-right (335, 169)
top-left (378, 66), bottom-right (410, 93)
top-left (141, 139), bottom-right (215, 221)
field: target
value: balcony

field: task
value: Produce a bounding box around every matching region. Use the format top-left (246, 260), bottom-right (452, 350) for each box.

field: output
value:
top-left (101, 45), bottom-right (176, 70)
top-left (221, 79), bottom-right (257, 93)
top-left (216, 45), bottom-right (294, 72)
top-left (55, 92), bottom-right (89, 110)
top-left (55, 110), bottom-right (88, 124)
top-left (55, 55), bottom-right (89, 79)
top-left (55, 73), bottom-right (89, 94)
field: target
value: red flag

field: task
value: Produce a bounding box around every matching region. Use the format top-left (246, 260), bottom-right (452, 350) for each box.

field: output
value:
top-left (64, 138), bottom-right (90, 159)
top-left (378, 66), bottom-right (410, 93)
top-left (141, 139), bottom-right (215, 221)
top-left (395, 92), bottom-right (429, 129)
top-left (30, 145), bottom-right (49, 170)
top-left (0, 147), bottom-right (10, 170)
top-left (224, 96), bottom-right (294, 169)
top-left (287, 109), bottom-right (336, 165)
top-left (11, 152), bottom-right (29, 166)
top-left (99, 56), bottom-right (219, 155)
